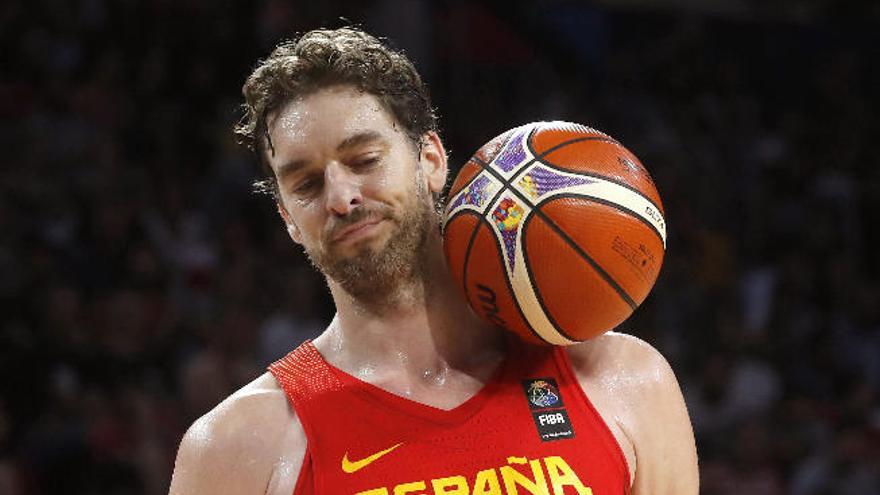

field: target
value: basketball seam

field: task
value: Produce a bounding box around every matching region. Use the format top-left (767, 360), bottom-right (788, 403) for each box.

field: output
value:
top-left (531, 156), bottom-right (665, 218)
top-left (520, 128), bottom-right (663, 216)
top-left (460, 211), bottom-right (481, 313)
top-left (477, 214), bottom-right (547, 344)
top-left (520, 212), bottom-right (583, 343)
top-left (526, 134), bottom-right (621, 163)
top-left (457, 130), bottom-right (547, 344)
top-left (445, 208), bottom-right (482, 226)
top-left (538, 192), bottom-right (665, 246)
top-left (473, 133), bottom-right (649, 217)
top-left (524, 131), bottom-right (666, 245)
top-left (459, 130), bottom-right (520, 300)
top-left (527, 201), bottom-right (639, 310)
top-left (471, 140), bottom-right (639, 311)
top-left (444, 158), bottom-right (490, 217)
top-left (523, 131), bottom-right (653, 309)
top-left (472, 135), bottom-right (620, 185)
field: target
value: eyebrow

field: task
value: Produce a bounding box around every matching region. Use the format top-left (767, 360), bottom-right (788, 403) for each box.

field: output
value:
top-left (276, 158), bottom-right (308, 180)
top-left (336, 130), bottom-right (385, 152)
top-left (275, 131), bottom-right (386, 179)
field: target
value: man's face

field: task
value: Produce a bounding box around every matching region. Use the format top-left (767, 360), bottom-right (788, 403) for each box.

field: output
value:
top-left (265, 85), bottom-right (445, 301)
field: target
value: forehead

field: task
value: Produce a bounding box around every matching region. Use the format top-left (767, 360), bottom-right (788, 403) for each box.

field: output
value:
top-left (266, 85), bottom-right (402, 161)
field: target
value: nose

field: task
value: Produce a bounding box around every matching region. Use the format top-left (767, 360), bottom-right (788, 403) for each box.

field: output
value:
top-left (324, 161), bottom-right (363, 216)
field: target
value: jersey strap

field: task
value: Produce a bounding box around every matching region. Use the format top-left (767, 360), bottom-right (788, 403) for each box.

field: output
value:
top-left (268, 340), bottom-right (343, 449)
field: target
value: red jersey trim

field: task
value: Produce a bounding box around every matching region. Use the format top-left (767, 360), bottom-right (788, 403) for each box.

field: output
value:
top-left (554, 346), bottom-right (633, 490)
top-left (268, 342), bottom-right (334, 495)
top-left (323, 344), bottom-right (514, 425)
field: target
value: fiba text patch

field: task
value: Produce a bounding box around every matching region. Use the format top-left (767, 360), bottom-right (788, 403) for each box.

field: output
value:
top-left (522, 378), bottom-right (575, 442)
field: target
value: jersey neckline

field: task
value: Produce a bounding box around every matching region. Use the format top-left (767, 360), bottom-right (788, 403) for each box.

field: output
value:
top-left (305, 340), bottom-right (515, 425)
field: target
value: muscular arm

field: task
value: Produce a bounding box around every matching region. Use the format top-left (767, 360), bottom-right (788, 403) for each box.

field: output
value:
top-left (569, 332), bottom-right (699, 495)
top-left (169, 373), bottom-right (306, 495)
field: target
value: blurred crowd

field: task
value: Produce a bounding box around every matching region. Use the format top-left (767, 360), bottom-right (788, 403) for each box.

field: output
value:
top-left (1, 1), bottom-right (877, 494)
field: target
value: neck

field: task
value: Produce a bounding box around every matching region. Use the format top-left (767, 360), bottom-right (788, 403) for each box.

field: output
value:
top-left (313, 230), bottom-right (505, 385)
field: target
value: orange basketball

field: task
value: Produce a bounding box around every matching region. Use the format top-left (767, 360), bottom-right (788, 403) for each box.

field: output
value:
top-left (443, 121), bottom-right (666, 345)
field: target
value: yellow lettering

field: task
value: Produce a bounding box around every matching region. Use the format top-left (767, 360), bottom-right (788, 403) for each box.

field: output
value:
top-left (500, 459), bottom-right (550, 495)
top-left (357, 456), bottom-right (592, 495)
top-left (473, 468), bottom-right (503, 495)
top-left (393, 481), bottom-right (427, 495)
top-left (544, 456), bottom-right (592, 495)
top-left (431, 475), bottom-right (468, 495)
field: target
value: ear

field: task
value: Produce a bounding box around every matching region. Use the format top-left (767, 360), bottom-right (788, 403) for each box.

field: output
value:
top-left (277, 202), bottom-right (303, 244)
top-left (418, 131), bottom-right (448, 195)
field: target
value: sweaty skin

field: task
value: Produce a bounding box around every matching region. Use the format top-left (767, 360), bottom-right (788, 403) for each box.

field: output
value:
top-left (168, 86), bottom-right (698, 495)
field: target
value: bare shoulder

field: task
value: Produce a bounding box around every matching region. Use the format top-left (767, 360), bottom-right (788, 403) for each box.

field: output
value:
top-left (567, 331), bottom-right (676, 394)
top-left (567, 331), bottom-right (699, 495)
top-left (169, 372), bottom-right (307, 495)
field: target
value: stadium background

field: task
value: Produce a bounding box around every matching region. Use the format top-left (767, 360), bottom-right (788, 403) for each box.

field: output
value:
top-left (1, 0), bottom-right (878, 493)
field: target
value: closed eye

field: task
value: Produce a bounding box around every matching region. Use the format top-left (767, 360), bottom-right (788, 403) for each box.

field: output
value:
top-left (291, 176), bottom-right (323, 197)
top-left (351, 153), bottom-right (381, 170)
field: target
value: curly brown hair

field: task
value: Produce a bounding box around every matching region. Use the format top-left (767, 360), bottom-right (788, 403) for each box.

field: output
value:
top-left (235, 27), bottom-right (438, 197)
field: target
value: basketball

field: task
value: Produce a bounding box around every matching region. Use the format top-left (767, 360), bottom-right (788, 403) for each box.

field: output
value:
top-left (443, 121), bottom-right (667, 345)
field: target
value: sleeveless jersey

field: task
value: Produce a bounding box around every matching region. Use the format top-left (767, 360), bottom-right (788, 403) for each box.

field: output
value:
top-left (269, 341), bottom-right (630, 495)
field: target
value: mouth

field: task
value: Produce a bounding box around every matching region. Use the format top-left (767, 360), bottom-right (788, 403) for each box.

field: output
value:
top-left (331, 217), bottom-right (386, 244)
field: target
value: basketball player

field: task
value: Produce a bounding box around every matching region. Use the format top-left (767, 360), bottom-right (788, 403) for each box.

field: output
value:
top-left (169, 28), bottom-right (698, 494)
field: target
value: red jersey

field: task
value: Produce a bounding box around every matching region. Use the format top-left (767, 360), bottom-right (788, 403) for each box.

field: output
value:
top-left (269, 341), bottom-right (630, 495)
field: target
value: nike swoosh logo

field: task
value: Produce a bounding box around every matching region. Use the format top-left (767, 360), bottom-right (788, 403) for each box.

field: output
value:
top-left (341, 443), bottom-right (404, 474)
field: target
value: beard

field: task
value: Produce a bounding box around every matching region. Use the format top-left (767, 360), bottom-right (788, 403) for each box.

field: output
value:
top-left (303, 181), bottom-right (439, 307)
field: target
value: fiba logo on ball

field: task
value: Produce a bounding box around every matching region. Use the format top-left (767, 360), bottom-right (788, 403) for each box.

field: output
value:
top-left (443, 121), bottom-right (667, 345)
